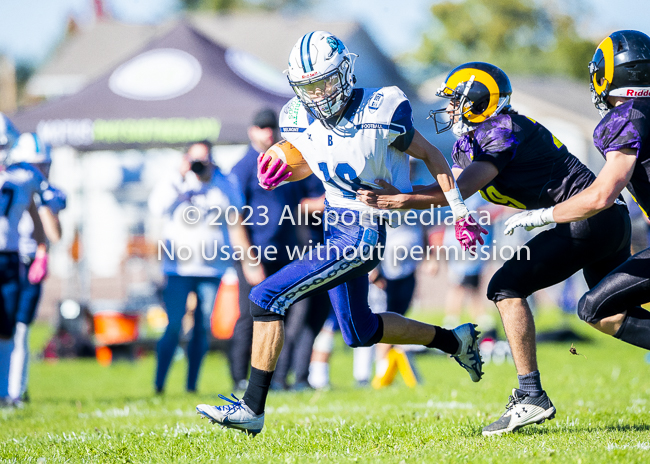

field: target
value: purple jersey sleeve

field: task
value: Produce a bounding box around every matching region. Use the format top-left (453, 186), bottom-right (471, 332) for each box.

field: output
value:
top-left (472, 114), bottom-right (519, 172)
top-left (593, 102), bottom-right (643, 157)
top-left (451, 136), bottom-right (473, 169)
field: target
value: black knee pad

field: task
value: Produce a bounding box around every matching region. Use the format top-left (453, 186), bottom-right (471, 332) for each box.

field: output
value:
top-left (250, 302), bottom-right (284, 322)
top-left (577, 291), bottom-right (600, 324)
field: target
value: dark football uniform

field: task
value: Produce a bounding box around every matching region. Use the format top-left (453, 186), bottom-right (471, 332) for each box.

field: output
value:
top-left (593, 99), bottom-right (650, 216)
top-left (452, 114), bottom-right (595, 209)
top-left (452, 112), bottom-right (631, 302)
top-left (576, 100), bottom-right (650, 348)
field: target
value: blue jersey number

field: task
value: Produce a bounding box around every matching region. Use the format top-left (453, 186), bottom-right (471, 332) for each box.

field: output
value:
top-left (0, 185), bottom-right (15, 216)
top-left (318, 162), bottom-right (364, 199)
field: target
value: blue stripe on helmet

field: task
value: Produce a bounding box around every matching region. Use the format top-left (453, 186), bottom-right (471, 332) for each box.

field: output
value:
top-left (301, 32), bottom-right (315, 73)
top-left (32, 133), bottom-right (41, 153)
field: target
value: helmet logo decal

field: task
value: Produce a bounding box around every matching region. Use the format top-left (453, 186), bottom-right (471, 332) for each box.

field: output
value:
top-left (326, 36), bottom-right (345, 59)
top-left (300, 31), bottom-right (315, 73)
top-left (446, 68), bottom-right (500, 123)
top-left (593, 37), bottom-right (614, 95)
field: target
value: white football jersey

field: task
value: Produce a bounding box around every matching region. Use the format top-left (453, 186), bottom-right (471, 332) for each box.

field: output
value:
top-left (0, 163), bottom-right (48, 252)
top-left (279, 86), bottom-right (414, 213)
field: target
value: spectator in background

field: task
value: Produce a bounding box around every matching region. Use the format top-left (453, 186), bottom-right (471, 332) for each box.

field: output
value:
top-left (148, 140), bottom-right (250, 394)
top-left (228, 108), bottom-right (317, 391)
top-left (228, 109), bottom-right (279, 390)
top-left (3, 134), bottom-right (66, 405)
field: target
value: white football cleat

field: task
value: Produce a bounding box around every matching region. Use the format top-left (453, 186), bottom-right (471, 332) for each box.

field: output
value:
top-left (482, 388), bottom-right (556, 436)
top-left (196, 394), bottom-right (264, 435)
top-left (451, 323), bottom-right (484, 382)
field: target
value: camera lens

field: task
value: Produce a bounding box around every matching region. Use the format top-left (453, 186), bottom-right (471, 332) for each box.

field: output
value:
top-left (190, 160), bottom-right (207, 175)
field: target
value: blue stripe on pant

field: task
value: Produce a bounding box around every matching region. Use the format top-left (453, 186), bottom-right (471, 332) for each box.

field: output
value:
top-left (249, 208), bottom-right (386, 348)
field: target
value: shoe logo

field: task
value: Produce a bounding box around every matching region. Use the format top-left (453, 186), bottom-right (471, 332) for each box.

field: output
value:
top-left (522, 407), bottom-right (528, 413)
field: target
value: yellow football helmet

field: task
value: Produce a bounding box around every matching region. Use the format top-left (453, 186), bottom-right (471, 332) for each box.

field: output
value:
top-left (590, 30), bottom-right (650, 117)
top-left (430, 62), bottom-right (512, 136)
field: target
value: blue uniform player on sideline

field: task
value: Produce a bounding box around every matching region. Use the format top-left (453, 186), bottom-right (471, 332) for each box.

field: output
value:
top-left (505, 31), bottom-right (650, 363)
top-left (196, 31), bottom-right (487, 435)
top-left (0, 133), bottom-right (66, 405)
top-left (0, 117), bottom-right (50, 357)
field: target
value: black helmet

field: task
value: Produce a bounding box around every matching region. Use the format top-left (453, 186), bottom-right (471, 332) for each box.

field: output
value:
top-left (429, 62), bottom-right (512, 136)
top-left (590, 30), bottom-right (650, 116)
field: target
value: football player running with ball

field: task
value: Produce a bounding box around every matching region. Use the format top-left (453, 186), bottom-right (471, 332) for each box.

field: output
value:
top-left (196, 31), bottom-right (487, 435)
top-left (505, 31), bottom-right (650, 368)
top-left (357, 62), bottom-right (632, 435)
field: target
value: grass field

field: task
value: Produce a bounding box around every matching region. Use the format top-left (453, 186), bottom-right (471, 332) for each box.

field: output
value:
top-left (2, 309), bottom-right (650, 463)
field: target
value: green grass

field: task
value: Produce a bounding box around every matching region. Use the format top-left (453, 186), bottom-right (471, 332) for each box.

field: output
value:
top-left (2, 309), bottom-right (650, 463)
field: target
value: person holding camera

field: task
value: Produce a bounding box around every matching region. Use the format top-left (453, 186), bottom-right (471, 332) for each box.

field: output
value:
top-left (149, 140), bottom-right (252, 394)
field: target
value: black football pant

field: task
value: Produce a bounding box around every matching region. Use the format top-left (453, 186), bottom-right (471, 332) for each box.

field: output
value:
top-left (577, 246), bottom-right (650, 349)
top-left (0, 252), bottom-right (20, 339)
top-left (488, 204), bottom-right (631, 302)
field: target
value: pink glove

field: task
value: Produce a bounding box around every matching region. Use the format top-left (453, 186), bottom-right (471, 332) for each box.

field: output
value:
top-left (28, 253), bottom-right (48, 285)
top-left (455, 215), bottom-right (488, 253)
top-left (257, 154), bottom-right (291, 190)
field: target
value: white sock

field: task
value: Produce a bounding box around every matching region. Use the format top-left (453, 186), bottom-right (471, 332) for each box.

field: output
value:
top-left (312, 329), bottom-right (334, 353)
top-left (308, 361), bottom-right (330, 389)
top-left (375, 358), bottom-right (389, 378)
top-left (353, 346), bottom-right (374, 382)
top-left (9, 323), bottom-right (28, 400)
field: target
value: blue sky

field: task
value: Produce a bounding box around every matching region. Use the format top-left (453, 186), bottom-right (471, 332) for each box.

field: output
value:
top-left (0, 0), bottom-right (180, 66)
top-left (0, 0), bottom-right (649, 68)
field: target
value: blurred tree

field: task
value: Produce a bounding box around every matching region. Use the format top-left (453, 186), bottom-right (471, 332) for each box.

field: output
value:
top-left (179, 0), bottom-right (313, 12)
top-left (180, 0), bottom-right (242, 12)
top-left (413, 0), bottom-right (595, 79)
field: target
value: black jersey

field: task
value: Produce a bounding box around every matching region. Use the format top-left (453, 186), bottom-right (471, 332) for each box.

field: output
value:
top-left (452, 113), bottom-right (596, 210)
top-left (594, 99), bottom-right (650, 216)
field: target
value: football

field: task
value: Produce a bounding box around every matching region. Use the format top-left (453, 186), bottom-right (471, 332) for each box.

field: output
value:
top-left (265, 140), bottom-right (312, 181)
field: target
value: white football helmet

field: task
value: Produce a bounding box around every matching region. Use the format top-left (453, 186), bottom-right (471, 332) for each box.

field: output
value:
top-left (9, 132), bottom-right (51, 165)
top-left (0, 113), bottom-right (20, 164)
top-left (286, 31), bottom-right (356, 121)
